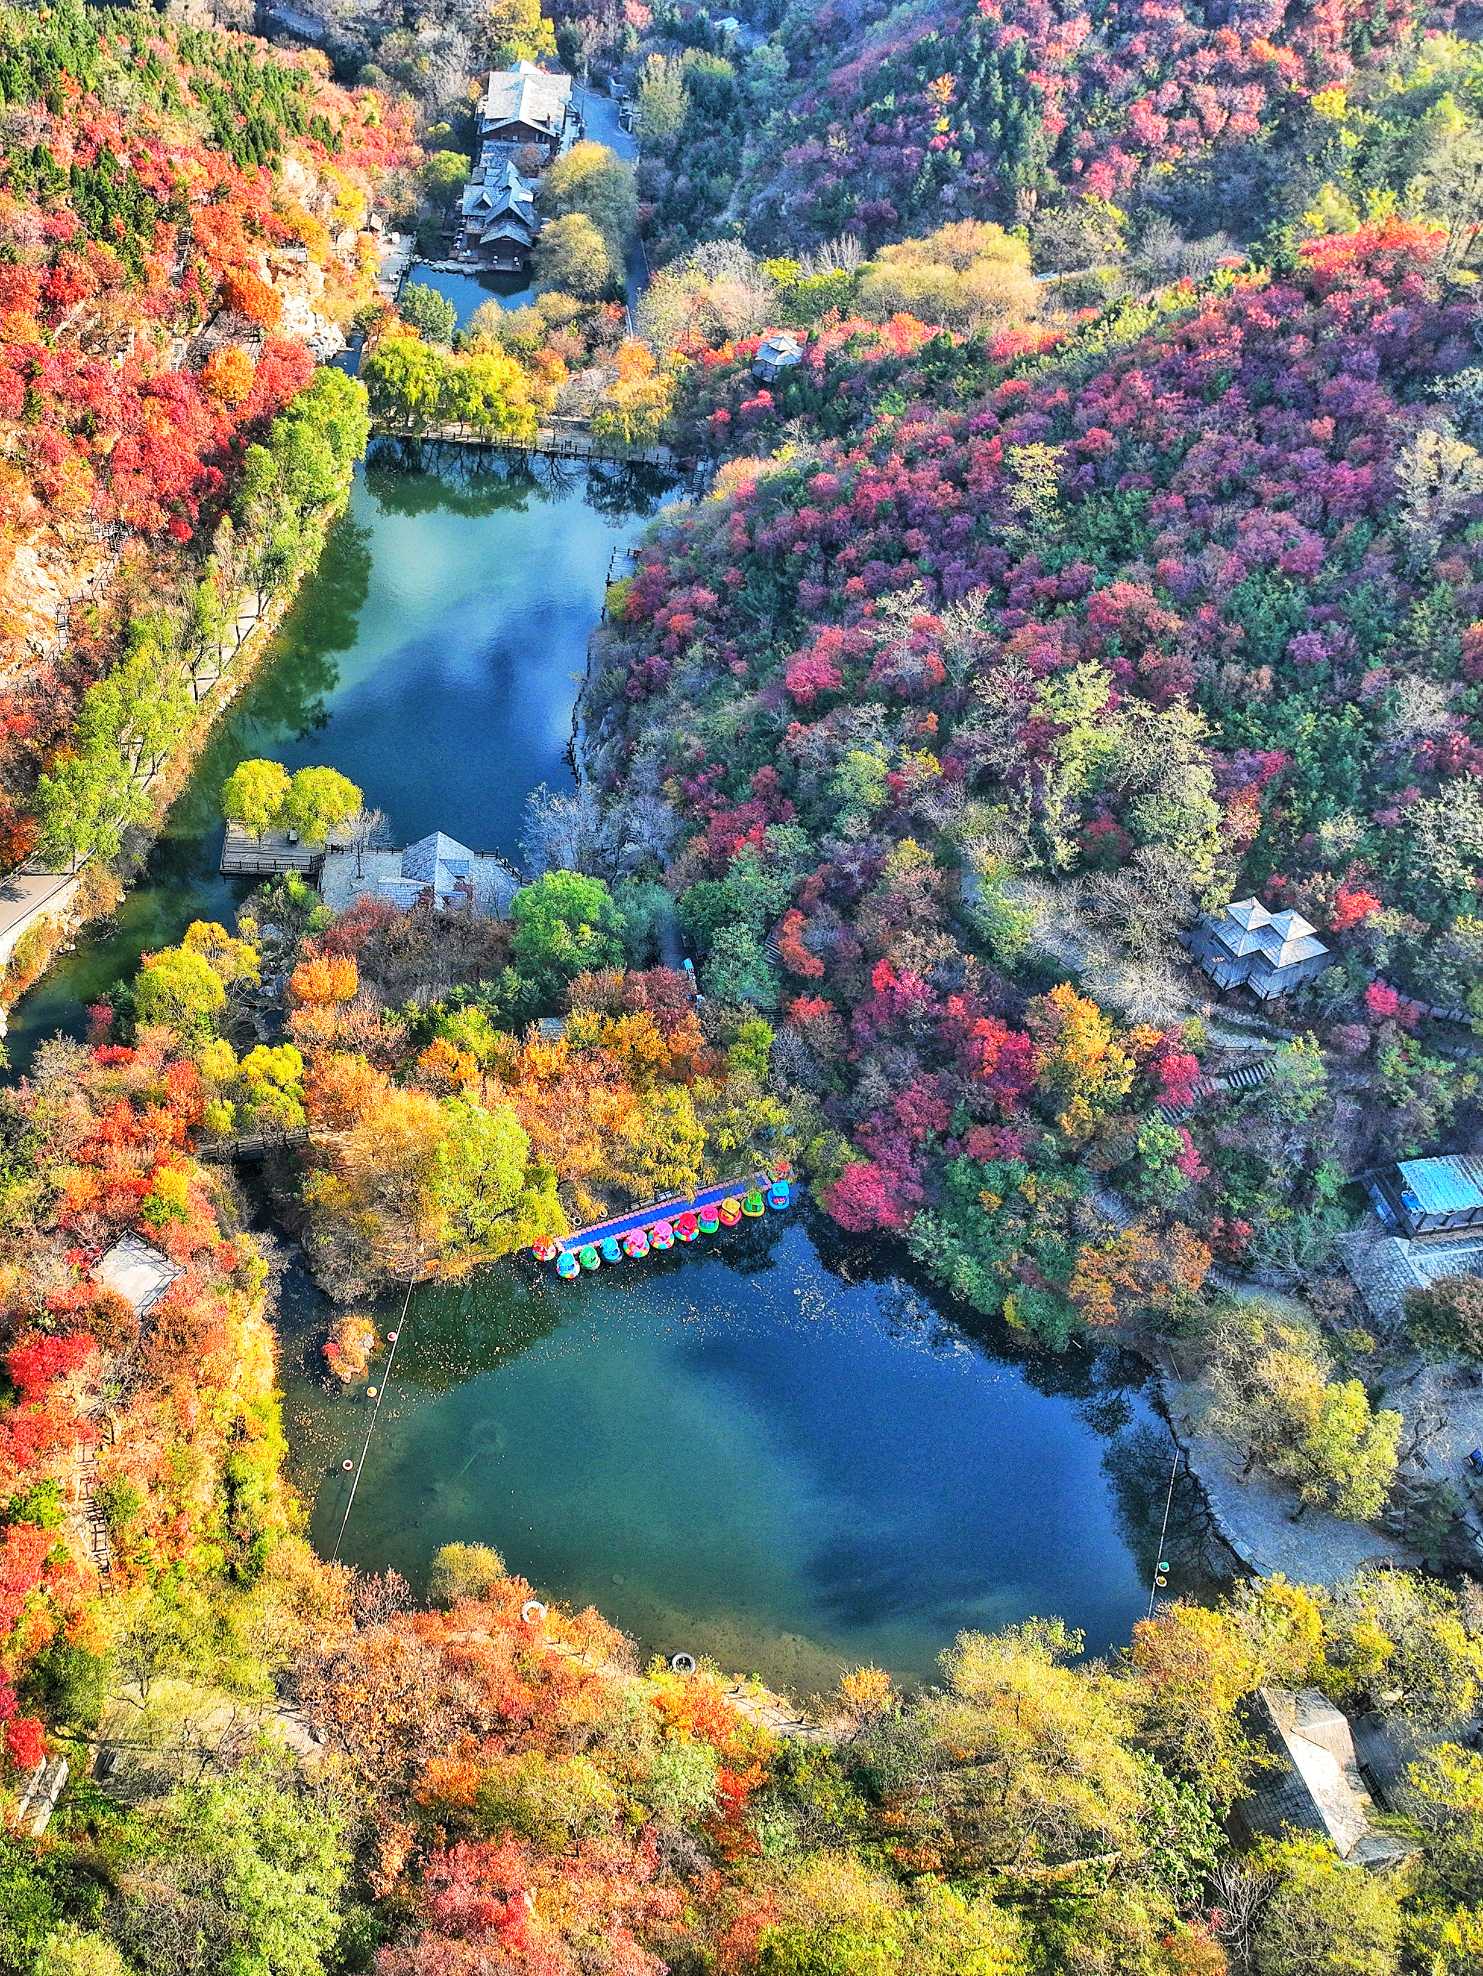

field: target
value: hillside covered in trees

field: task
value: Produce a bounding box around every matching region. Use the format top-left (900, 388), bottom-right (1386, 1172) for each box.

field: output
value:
top-left (586, 219), bottom-right (1483, 1328)
top-left (629, 0), bottom-right (1483, 264)
top-left (2, 0), bottom-right (1483, 1972)
top-left (0, 2), bottom-right (415, 867)
top-left (3, 933), bottom-right (1483, 1973)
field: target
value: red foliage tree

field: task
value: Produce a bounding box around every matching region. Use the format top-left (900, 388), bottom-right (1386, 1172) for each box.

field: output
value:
top-left (5, 1331), bottom-right (96, 1404)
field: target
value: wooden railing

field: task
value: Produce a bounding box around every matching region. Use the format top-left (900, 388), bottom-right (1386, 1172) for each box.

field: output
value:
top-left (220, 825), bottom-right (325, 877)
top-left (369, 415), bottom-right (675, 468)
top-left (197, 1127), bottom-right (310, 1163)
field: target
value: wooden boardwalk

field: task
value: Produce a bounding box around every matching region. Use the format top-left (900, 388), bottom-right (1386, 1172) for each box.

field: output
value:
top-left (220, 823), bottom-right (326, 877)
top-left (198, 1127), bottom-right (310, 1163)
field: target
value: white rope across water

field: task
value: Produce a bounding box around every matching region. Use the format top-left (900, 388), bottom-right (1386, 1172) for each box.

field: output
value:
top-left (1146, 1444), bottom-right (1181, 1621)
top-left (330, 1259), bottom-right (419, 1564)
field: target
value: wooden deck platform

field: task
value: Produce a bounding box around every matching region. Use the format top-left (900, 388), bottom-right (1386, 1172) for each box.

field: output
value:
top-left (220, 823), bottom-right (326, 877)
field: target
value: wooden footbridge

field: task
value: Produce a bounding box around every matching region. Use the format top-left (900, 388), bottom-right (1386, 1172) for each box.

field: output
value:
top-left (197, 1127), bottom-right (310, 1163)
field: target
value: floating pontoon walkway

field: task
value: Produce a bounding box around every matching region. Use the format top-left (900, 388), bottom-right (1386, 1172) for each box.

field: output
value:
top-left (553, 1170), bottom-right (788, 1255)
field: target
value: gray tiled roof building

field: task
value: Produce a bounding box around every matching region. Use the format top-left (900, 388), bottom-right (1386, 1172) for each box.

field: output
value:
top-left (1189, 897), bottom-right (1331, 999)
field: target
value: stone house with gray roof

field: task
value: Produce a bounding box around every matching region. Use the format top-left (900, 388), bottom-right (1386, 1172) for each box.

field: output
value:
top-left (318, 831), bottom-right (517, 920)
top-left (1231, 1687), bottom-right (1415, 1870)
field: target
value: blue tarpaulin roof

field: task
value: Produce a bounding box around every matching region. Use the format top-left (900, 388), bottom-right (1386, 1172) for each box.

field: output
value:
top-left (1397, 1155), bottom-right (1483, 1216)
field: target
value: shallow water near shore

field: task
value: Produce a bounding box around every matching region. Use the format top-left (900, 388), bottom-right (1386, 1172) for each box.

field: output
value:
top-left (6, 446), bottom-right (669, 1067)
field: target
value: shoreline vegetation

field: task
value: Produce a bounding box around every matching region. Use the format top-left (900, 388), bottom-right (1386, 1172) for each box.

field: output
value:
top-left (0, 425), bottom-right (363, 1030)
top-left (4, 0), bottom-right (1483, 1971)
top-left (6, 839), bottom-right (1483, 1976)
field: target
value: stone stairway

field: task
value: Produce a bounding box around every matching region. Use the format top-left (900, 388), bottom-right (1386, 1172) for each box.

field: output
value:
top-left (1158, 1055), bottom-right (1272, 1126)
top-left (75, 1441), bottom-right (113, 1580)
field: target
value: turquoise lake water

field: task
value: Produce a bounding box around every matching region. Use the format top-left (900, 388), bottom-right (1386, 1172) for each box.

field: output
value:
top-left (404, 261), bottom-right (535, 324)
top-left (6, 446), bottom-right (669, 1065)
top-left (278, 1213), bottom-right (1209, 1695)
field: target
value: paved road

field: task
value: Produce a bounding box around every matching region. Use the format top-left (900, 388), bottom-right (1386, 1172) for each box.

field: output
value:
top-left (578, 87), bottom-right (637, 164)
top-left (0, 868), bottom-right (78, 952)
top-left (576, 88), bottom-right (649, 309)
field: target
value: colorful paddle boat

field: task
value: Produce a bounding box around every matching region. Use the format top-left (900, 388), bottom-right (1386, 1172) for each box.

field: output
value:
top-left (623, 1230), bottom-right (650, 1259)
top-left (675, 1210), bottom-right (699, 1242)
top-left (767, 1180), bottom-right (791, 1210)
top-left (531, 1237), bottom-right (558, 1263)
top-left (698, 1207), bottom-right (720, 1235)
top-left (771, 1157), bottom-right (794, 1180)
top-left (578, 1243), bottom-right (601, 1271)
top-left (556, 1250), bottom-right (580, 1279)
top-left (651, 1219), bottom-right (675, 1250)
top-left (718, 1196), bottom-right (742, 1227)
top-left (600, 1235), bottom-right (623, 1265)
top-left (741, 1187), bottom-right (766, 1218)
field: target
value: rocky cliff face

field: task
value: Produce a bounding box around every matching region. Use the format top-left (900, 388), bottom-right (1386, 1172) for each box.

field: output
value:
top-left (2, 169), bottom-right (368, 697)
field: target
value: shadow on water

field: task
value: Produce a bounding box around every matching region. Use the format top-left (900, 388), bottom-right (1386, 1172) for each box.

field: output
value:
top-left (364, 440), bottom-right (679, 525)
top-left (10, 441), bottom-right (1228, 1696)
top-left (403, 261), bottom-right (534, 327)
top-left (362, 441), bottom-right (539, 518)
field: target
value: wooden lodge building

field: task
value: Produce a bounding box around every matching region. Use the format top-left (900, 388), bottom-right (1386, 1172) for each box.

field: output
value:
top-left (459, 160), bottom-right (539, 272)
top-left (477, 61), bottom-right (573, 167)
top-left (452, 62), bottom-right (575, 271)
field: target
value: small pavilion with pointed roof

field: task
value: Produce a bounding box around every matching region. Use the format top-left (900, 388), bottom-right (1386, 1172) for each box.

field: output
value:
top-left (93, 1234), bottom-right (183, 1319)
top-left (753, 330), bottom-right (804, 383)
top-left (1189, 897), bottom-right (1332, 1000)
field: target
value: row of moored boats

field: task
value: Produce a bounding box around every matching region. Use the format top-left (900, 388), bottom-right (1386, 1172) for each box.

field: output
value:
top-left (533, 1176), bottom-right (793, 1278)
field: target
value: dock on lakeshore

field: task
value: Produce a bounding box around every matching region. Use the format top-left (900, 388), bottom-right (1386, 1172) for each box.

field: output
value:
top-left (554, 1169), bottom-right (790, 1256)
top-left (220, 823), bottom-right (327, 878)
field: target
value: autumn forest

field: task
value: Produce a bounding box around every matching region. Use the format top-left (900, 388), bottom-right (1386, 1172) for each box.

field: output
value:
top-left (3, 1), bottom-right (1483, 1974)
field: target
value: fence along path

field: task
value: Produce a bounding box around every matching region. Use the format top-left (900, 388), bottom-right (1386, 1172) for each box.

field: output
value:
top-left (0, 586), bottom-right (284, 961)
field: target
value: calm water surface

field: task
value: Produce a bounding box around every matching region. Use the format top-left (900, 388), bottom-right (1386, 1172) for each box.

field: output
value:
top-left (405, 261), bottom-right (536, 324)
top-left (7, 448), bottom-right (668, 1064)
top-left (282, 1217), bottom-right (1208, 1695)
top-left (15, 448), bottom-right (1214, 1689)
